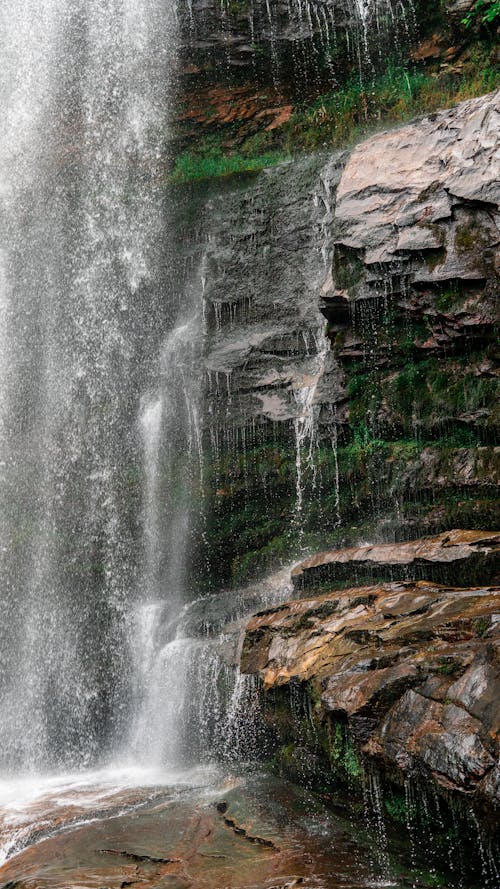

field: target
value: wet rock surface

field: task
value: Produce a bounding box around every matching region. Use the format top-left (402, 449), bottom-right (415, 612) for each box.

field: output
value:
top-left (292, 529), bottom-right (500, 587)
top-left (178, 0), bottom-right (377, 84)
top-left (0, 772), bottom-right (420, 889)
top-left (172, 89), bottom-right (499, 591)
top-left (202, 153), bottom-right (341, 430)
top-left (242, 551), bottom-right (500, 806)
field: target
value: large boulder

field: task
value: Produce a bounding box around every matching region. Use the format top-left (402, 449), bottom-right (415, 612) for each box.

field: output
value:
top-left (333, 90), bottom-right (500, 266)
top-left (322, 90), bottom-right (500, 356)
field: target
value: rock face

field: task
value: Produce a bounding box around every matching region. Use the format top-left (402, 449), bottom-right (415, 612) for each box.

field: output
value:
top-left (202, 153), bottom-right (340, 429)
top-left (322, 91), bottom-right (499, 353)
top-left (178, 0), bottom-right (411, 87)
top-left (196, 156), bottom-right (343, 586)
top-left (315, 92), bottom-right (500, 555)
top-left (241, 567), bottom-right (500, 807)
top-left (333, 91), bottom-right (499, 265)
top-left (170, 91), bottom-right (499, 591)
top-left (292, 529), bottom-right (500, 587)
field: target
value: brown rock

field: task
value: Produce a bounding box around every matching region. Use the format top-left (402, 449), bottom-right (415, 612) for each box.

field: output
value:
top-left (322, 661), bottom-right (419, 716)
top-left (376, 691), bottom-right (495, 791)
top-left (242, 563), bottom-right (500, 806)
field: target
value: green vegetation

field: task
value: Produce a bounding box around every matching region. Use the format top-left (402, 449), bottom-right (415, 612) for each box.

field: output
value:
top-left (472, 616), bottom-right (491, 637)
top-left (462, 0), bottom-right (500, 27)
top-left (170, 49), bottom-right (499, 183)
top-left (200, 379), bottom-right (498, 588)
top-left (328, 722), bottom-right (363, 780)
top-left (283, 54), bottom-right (499, 153)
top-left (169, 148), bottom-right (292, 183)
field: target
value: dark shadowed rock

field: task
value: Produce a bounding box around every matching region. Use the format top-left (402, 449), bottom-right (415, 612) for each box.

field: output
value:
top-left (292, 529), bottom-right (500, 588)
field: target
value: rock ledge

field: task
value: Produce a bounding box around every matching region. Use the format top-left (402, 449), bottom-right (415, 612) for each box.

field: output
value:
top-left (242, 561), bottom-right (500, 806)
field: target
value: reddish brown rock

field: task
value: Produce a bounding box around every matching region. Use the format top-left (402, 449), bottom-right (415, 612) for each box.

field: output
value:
top-left (242, 567), bottom-right (500, 806)
top-left (0, 775), bottom-right (390, 889)
top-left (176, 83), bottom-right (294, 153)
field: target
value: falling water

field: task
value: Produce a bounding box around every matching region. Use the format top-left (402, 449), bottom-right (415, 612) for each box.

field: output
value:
top-left (0, 0), bottom-right (178, 773)
top-left (292, 328), bottom-right (329, 531)
top-left (139, 396), bottom-right (164, 600)
top-left (128, 314), bottom-right (206, 766)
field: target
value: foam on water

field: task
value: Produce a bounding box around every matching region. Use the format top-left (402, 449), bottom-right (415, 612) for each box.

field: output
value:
top-left (0, 764), bottom-right (220, 865)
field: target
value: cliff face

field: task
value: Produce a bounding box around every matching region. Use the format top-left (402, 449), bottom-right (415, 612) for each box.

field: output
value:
top-left (194, 90), bottom-right (499, 590)
top-left (165, 94), bottom-right (499, 812)
top-left (197, 154), bottom-right (341, 586)
top-left (178, 0), bottom-right (413, 87)
top-left (210, 89), bottom-right (499, 837)
top-left (318, 89), bottom-right (499, 538)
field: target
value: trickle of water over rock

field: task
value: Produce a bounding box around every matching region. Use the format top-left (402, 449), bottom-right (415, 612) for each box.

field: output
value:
top-left (180, 0), bottom-right (418, 88)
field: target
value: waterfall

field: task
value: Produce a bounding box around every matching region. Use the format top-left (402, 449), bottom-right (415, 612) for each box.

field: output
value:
top-left (128, 314), bottom-right (206, 767)
top-left (0, 0), bottom-right (178, 774)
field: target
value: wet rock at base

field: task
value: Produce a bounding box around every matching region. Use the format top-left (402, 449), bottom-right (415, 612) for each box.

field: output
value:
top-left (0, 774), bottom-right (395, 889)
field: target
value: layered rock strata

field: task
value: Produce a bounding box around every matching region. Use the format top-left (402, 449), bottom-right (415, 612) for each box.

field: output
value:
top-left (242, 560), bottom-right (500, 807)
top-left (195, 91), bottom-right (499, 587)
top-left (178, 0), bottom-right (404, 85)
top-left (292, 529), bottom-right (500, 587)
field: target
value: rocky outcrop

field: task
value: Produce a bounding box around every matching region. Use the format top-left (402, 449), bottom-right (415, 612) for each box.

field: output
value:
top-left (292, 529), bottom-right (500, 587)
top-left (315, 92), bottom-right (500, 554)
top-left (197, 155), bottom-right (343, 586)
top-left (241, 566), bottom-right (500, 808)
top-left (334, 91), bottom-right (499, 263)
top-left (322, 91), bottom-right (499, 349)
top-left (202, 153), bottom-right (340, 430)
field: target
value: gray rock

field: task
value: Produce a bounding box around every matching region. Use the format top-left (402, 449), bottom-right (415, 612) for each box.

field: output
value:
top-left (323, 90), bottom-right (500, 307)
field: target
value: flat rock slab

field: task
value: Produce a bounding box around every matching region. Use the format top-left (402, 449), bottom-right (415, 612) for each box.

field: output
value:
top-left (291, 529), bottom-right (500, 588)
top-left (0, 773), bottom-right (414, 888)
top-left (242, 576), bottom-right (500, 805)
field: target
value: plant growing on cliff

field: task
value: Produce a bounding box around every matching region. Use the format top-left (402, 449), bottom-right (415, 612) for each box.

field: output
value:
top-left (462, 0), bottom-right (500, 27)
top-left (329, 723), bottom-right (363, 780)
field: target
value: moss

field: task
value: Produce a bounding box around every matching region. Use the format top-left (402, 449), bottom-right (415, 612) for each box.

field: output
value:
top-left (168, 149), bottom-right (292, 184)
top-left (328, 722), bottom-right (363, 781)
top-left (384, 791), bottom-right (408, 824)
top-left (227, 0), bottom-right (252, 13)
top-left (170, 48), bottom-right (499, 183)
top-left (454, 221), bottom-right (490, 259)
top-left (333, 246), bottom-right (365, 291)
top-left (281, 54), bottom-right (499, 155)
top-left (434, 658), bottom-right (463, 676)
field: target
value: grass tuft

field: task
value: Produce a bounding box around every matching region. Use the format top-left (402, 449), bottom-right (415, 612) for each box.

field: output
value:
top-left (168, 149), bottom-right (292, 183)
